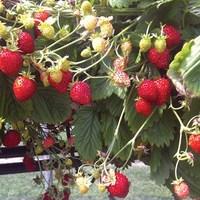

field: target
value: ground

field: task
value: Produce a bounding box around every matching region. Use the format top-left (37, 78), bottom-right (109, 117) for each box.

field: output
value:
top-left (0, 164), bottom-right (173, 200)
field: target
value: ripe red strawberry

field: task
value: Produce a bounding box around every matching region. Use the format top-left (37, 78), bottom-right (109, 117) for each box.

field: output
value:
top-left (34, 10), bottom-right (50, 37)
top-left (18, 32), bottom-right (35, 54)
top-left (154, 78), bottom-right (171, 106)
top-left (63, 191), bottom-right (70, 200)
top-left (112, 69), bottom-right (130, 87)
top-left (43, 135), bottom-right (55, 149)
top-left (173, 181), bottom-right (190, 199)
top-left (148, 48), bottom-right (170, 69)
top-left (2, 130), bottom-right (21, 148)
top-left (0, 49), bottom-right (23, 76)
top-left (107, 172), bottom-right (130, 198)
top-left (135, 98), bottom-right (153, 117)
top-left (49, 70), bottom-right (72, 93)
top-left (62, 174), bottom-right (71, 186)
top-left (163, 24), bottom-right (181, 48)
top-left (42, 192), bottom-right (54, 200)
top-left (113, 57), bottom-right (128, 71)
top-left (13, 75), bottom-right (37, 102)
top-left (70, 81), bottom-right (92, 105)
top-left (34, 10), bottom-right (50, 26)
top-left (23, 154), bottom-right (37, 172)
top-left (137, 79), bottom-right (158, 103)
top-left (189, 134), bottom-right (200, 154)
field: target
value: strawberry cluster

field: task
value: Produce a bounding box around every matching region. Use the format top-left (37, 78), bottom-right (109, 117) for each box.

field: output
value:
top-left (135, 78), bottom-right (171, 117)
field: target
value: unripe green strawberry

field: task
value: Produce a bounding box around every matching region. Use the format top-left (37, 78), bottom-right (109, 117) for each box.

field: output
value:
top-left (0, 1), bottom-right (5, 13)
top-left (100, 22), bottom-right (114, 38)
top-left (81, 47), bottom-right (92, 58)
top-left (48, 68), bottom-right (63, 83)
top-left (139, 36), bottom-right (152, 52)
top-left (38, 22), bottom-right (55, 39)
top-left (121, 40), bottom-right (132, 56)
top-left (58, 58), bottom-right (71, 72)
top-left (19, 14), bottom-right (34, 29)
top-left (0, 22), bottom-right (8, 39)
top-left (82, 15), bottom-right (97, 32)
top-left (92, 37), bottom-right (107, 53)
top-left (81, 1), bottom-right (92, 15)
top-left (154, 36), bottom-right (166, 53)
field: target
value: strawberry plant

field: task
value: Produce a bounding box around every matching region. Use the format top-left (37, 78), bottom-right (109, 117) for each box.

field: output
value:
top-left (0, 0), bottom-right (200, 199)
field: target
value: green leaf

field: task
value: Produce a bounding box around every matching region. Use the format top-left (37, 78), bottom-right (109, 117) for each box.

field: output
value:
top-left (150, 147), bottom-right (173, 185)
top-left (141, 110), bottom-right (175, 147)
top-left (101, 112), bottom-right (132, 160)
top-left (167, 36), bottom-right (200, 97)
top-left (90, 78), bottom-right (113, 101)
top-left (106, 95), bottom-right (123, 117)
top-left (31, 87), bottom-right (71, 123)
top-left (72, 106), bottom-right (102, 160)
top-left (91, 78), bottom-right (127, 101)
top-left (108, 0), bottom-right (137, 8)
top-left (124, 88), bottom-right (161, 133)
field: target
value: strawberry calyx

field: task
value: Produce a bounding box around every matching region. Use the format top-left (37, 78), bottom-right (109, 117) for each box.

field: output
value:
top-left (19, 71), bottom-right (35, 80)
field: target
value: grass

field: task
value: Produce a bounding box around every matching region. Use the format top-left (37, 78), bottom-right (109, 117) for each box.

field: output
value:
top-left (0, 165), bottom-right (173, 200)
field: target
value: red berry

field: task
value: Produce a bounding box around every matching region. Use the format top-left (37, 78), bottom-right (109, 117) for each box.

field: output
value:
top-left (13, 75), bottom-right (37, 102)
top-left (107, 172), bottom-right (130, 198)
top-left (34, 10), bottom-right (50, 26)
top-left (2, 130), bottom-right (21, 148)
top-left (135, 98), bottom-right (153, 117)
top-left (0, 49), bottom-right (23, 76)
top-left (18, 32), bottom-right (35, 54)
top-left (137, 79), bottom-right (158, 103)
top-left (147, 48), bottom-right (170, 69)
top-left (62, 174), bottom-right (71, 186)
top-left (189, 134), bottom-right (200, 154)
top-left (23, 154), bottom-right (37, 172)
top-left (42, 192), bottom-right (54, 200)
top-left (163, 24), bottom-right (181, 48)
top-left (154, 78), bottom-right (171, 106)
top-left (70, 81), bottom-right (92, 105)
top-left (49, 70), bottom-right (72, 93)
top-left (43, 135), bottom-right (55, 149)
top-left (173, 181), bottom-right (190, 199)
top-left (63, 191), bottom-right (70, 200)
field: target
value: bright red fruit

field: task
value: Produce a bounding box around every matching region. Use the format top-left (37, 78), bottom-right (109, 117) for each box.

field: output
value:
top-left (70, 81), bottom-right (92, 105)
top-left (2, 130), bottom-right (21, 148)
top-left (43, 135), bottom-right (55, 149)
top-left (163, 24), bottom-right (181, 48)
top-left (34, 10), bottom-right (50, 26)
top-left (173, 181), bottom-right (190, 199)
top-left (137, 79), bottom-right (158, 103)
top-left (154, 78), bottom-right (171, 106)
top-left (13, 76), bottom-right (37, 102)
top-left (147, 48), bottom-right (170, 69)
top-left (189, 134), bottom-right (200, 154)
top-left (48, 70), bottom-right (72, 93)
top-left (0, 49), bottom-right (23, 76)
top-left (63, 191), bottom-right (70, 200)
top-left (23, 154), bottom-right (37, 172)
top-left (135, 98), bottom-right (153, 117)
top-left (107, 172), bottom-right (130, 198)
top-left (42, 192), bottom-right (54, 200)
top-left (18, 32), bottom-right (35, 54)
